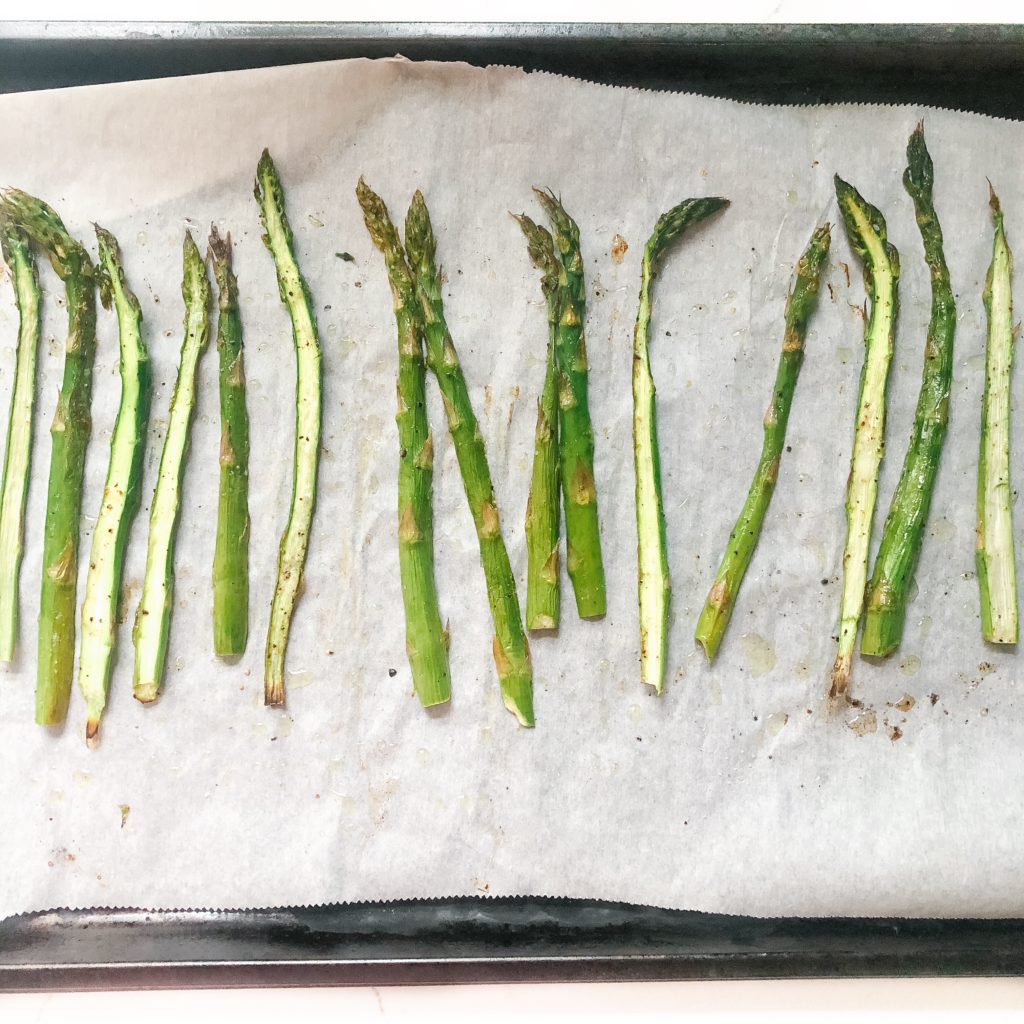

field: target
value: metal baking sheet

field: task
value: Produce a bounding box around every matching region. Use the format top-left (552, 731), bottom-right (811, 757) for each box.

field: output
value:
top-left (2, 20), bottom-right (1024, 990)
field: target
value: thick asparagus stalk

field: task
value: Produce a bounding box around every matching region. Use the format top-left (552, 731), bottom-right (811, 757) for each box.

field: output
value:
top-left (209, 226), bottom-right (250, 658)
top-left (0, 224), bottom-right (40, 663)
top-left (132, 231), bottom-right (210, 703)
top-left (862, 125), bottom-right (955, 656)
top-left (828, 177), bottom-right (900, 705)
top-left (534, 189), bottom-right (606, 618)
top-left (514, 212), bottom-right (561, 631)
top-left (255, 149), bottom-right (322, 707)
top-left (405, 190), bottom-right (534, 726)
top-left (356, 179), bottom-right (451, 707)
top-left (79, 227), bottom-right (151, 741)
top-left (976, 185), bottom-right (1018, 644)
top-left (695, 223), bottom-right (831, 662)
top-left (1, 189), bottom-right (98, 725)
top-left (633, 196), bottom-right (729, 693)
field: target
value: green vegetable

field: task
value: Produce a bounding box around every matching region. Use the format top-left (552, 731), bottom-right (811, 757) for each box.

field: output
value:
top-left (255, 149), bottom-right (322, 706)
top-left (132, 231), bottom-right (210, 703)
top-left (828, 176), bottom-right (900, 705)
top-left (695, 223), bottom-right (831, 662)
top-left (357, 178), bottom-right (451, 707)
top-left (0, 224), bottom-right (40, 664)
top-left (534, 189), bottom-right (606, 618)
top-left (862, 124), bottom-right (955, 657)
top-left (405, 190), bottom-right (533, 726)
top-left (632, 196), bottom-right (729, 693)
top-left (78, 226), bottom-right (151, 742)
top-left (514, 212), bottom-right (561, 631)
top-left (209, 225), bottom-right (250, 658)
top-left (976, 185), bottom-right (1018, 644)
top-left (1, 189), bottom-right (98, 725)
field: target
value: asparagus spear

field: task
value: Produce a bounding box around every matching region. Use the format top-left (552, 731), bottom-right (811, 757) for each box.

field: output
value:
top-left (1, 189), bottom-right (98, 725)
top-left (255, 149), bottom-right (322, 707)
top-left (405, 190), bottom-right (534, 726)
top-left (976, 185), bottom-right (1018, 644)
top-left (209, 226), bottom-right (250, 658)
top-left (534, 189), bottom-right (606, 619)
top-left (78, 227), bottom-right (151, 741)
top-left (356, 179), bottom-right (451, 707)
top-left (0, 224), bottom-right (40, 663)
top-left (132, 231), bottom-right (210, 703)
top-left (633, 196), bottom-right (729, 693)
top-left (514, 212), bottom-right (561, 631)
top-left (695, 223), bottom-right (831, 662)
top-left (862, 125), bottom-right (955, 656)
top-left (828, 177), bottom-right (900, 705)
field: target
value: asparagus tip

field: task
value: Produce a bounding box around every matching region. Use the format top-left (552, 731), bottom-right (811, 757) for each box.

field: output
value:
top-left (988, 179), bottom-right (1001, 216)
top-left (134, 682), bottom-right (159, 704)
top-left (208, 222), bottom-right (232, 263)
top-left (827, 652), bottom-right (852, 708)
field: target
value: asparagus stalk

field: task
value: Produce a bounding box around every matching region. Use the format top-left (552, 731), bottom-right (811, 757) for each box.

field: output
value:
top-left (356, 179), bottom-right (451, 707)
top-left (1, 189), bottom-right (98, 725)
top-left (828, 177), bottom-right (900, 705)
top-left (132, 231), bottom-right (210, 703)
top-left (0, 224), bottom-right (40, 663)
top-left (255, 149), bottom-right (322, 707)
top-left (976, 185), bottom-right (1018, 644)
top-left (862, 125), bottom-right (955, 656)
top-left (534, 189), bottom-right (606, 619)
top-left (633, 197), bottom-right (729, 693)
top-left (514, 212), bottom-right (561, 631)
top-left (78, 227), bottom-right (151, 741)
top-left (695, 223), bottom-right (831, 662)
top-left (209, 226), bottom-right (250, 658)
top-left (405, 190), bottom-right (534, 726)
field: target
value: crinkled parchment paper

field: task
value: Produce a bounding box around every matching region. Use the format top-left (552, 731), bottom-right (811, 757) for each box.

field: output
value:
top-left (1, 57), bottom-right (1023, 920)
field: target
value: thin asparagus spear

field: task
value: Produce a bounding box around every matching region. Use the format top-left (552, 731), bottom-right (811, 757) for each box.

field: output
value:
top-left (695, 223), bottom-right (831, 662)
top-left (0, 224), bottom-right (40, 663)
top-left (976, 185), bottom-right (1018, 644)
top-left (633, 196), bottom-right (729, 694)
top-left (862, 125), bottom-right (955, 656)
top-left (255, 149), bottom-right (322, 707)
top-left (209, 226), bottom-right (250, 658)
top-left (405, 190), bottom-right (534, 726)
top-left (78, 227), bottom-right (151, 741)
top-left (514, 212), bottom-right (561, 631)
top-left (356, 179), bottom-right (451, 707)
top-left (132, 231), bottom-right (210, 703)
top-left (1, 189), bottom-right (98, 725)
top-left (828, 177), bottom-right (900, 705)
top-left (534, 189), bottom-right (605, 619)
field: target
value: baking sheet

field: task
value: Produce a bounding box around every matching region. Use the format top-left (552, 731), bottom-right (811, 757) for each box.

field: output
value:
top-left (0, 56), bottom-right (1022, 921)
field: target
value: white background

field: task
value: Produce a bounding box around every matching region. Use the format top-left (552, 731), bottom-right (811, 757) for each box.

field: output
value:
top-left (3, 1), bottom-right (1023, 1021)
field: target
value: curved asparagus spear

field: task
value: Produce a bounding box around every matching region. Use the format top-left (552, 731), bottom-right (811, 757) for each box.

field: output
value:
top-left (132, 231), bottom-right (210, 703)
top-left (695, 223), bottom-right (831, 662)
top-left (976, 185), bottom-right (1018, 644)
top-left (255, 149), bottom-right (322, 707)
top-left (356, 179), bottom-right (451, 707)
top-left (828, 177), bottom-right (900, 705)
top-left (79, 227), bottom-right (151, 741)
top-left (514, 212), bottom-right (561, 631)
top-left (633, 196), bottom-right (729, 693)
top-left (209, 226), bottom-right (250, 658)
top-left (405, 190), bottom-right (533, 726)
top-left (862, 125), bottom-right (955, 656)
top-left (0, 224), bottom-right (40, 663)
top-left (534, 189), bottom-right (605, 618)
top-left (1, 189), bottom-right (98, 725)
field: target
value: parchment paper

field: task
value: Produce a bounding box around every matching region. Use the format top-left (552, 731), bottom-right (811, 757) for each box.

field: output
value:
top-left (1, 57), bottom-right (1023, 921)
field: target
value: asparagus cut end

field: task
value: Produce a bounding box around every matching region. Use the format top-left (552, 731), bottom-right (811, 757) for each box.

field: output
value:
top-left (134, 681), bottom-right (159, 704)
top-left (827, 652), bottom-right (853, 707)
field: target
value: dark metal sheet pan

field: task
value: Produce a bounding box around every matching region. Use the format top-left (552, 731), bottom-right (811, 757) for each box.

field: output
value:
top-left (1, 20), bottom-right (1024, 990)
